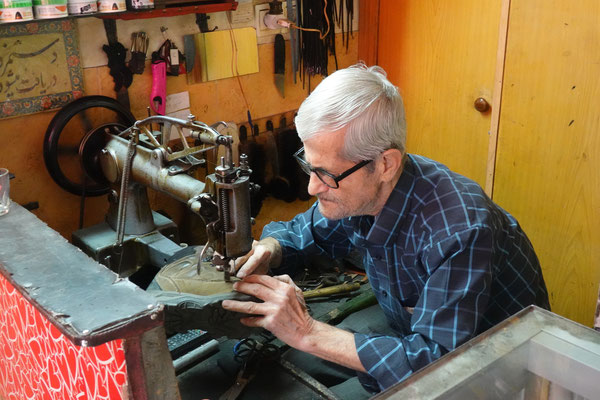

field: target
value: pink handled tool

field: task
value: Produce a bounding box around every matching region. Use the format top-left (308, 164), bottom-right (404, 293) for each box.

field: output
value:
top-left (150, 59), bottom-right (166, 115)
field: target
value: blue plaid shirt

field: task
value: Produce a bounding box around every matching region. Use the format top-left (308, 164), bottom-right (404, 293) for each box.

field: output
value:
top-left (262, 154), bottom-right (550, 392)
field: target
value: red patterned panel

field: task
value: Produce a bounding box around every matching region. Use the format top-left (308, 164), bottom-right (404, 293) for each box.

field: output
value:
top-left (0, 274), bottom-right (128, 400)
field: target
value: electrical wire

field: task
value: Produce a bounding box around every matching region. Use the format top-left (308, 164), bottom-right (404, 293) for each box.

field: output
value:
top-left (226, 18), bottom-right (254, 133)
top-left (283, 0), bottom-right (330, 40)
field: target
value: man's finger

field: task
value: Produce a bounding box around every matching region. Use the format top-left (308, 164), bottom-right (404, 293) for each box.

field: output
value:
top-left (232, 241), bottom-right (262, 275)
top-left (240, 274), bottom-right (291, 291)
top-left (272, 274), bottom-right (294, 285)
top-left (239, 316), bottom-right (265, 328)
top-left (236, 251), bottom-right (271, 278)
top-left (273, 275), bottom-right (304, 298)
top-left (236, 253), bottom-right (262, 278)
top-left (232, 280), bottom-right (277, 301)
top-left (233, 250), bottom-right (254, 272)
top-left (222, 299), bottom-right (269, 316)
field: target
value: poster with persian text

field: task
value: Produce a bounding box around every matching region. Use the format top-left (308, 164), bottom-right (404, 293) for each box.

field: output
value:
top-left (0, 20), bottom-right (84, 119)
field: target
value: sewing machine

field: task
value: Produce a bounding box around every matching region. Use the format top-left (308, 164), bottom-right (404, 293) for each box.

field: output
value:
top-left (44, 96), bottom-right (254, 282)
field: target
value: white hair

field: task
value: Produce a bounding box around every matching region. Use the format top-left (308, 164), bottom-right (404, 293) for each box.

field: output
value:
top-left (295, 63), bottom-right (406, 162)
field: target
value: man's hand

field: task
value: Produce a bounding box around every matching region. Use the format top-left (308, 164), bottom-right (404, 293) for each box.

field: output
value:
top-left (233, 237), bottom-right (283, 278)
top-left (222, 274), bottom-right (366, 372)
top-left (222, 274), bottom-right (314, 348)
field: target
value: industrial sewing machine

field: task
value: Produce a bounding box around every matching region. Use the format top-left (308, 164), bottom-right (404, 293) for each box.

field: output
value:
top-left (43, 96), bottom-right (255, 283)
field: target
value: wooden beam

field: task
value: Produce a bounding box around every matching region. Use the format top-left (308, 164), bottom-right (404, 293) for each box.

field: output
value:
top-left (358, 0), bottom-right (380, 66)
top-left (485, 0), bottom-right (511, 196)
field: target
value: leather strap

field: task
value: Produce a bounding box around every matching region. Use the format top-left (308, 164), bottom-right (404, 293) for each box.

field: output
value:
top-left (102, 19), bottom-right (131, 111)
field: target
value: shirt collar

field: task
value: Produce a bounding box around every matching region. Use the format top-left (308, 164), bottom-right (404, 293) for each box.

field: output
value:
top-left (365, 155), bottom-right (417, 245)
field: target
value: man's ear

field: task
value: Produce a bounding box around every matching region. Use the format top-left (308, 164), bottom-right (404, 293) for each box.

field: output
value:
top-left (379, 149), bottom-right (404, 182)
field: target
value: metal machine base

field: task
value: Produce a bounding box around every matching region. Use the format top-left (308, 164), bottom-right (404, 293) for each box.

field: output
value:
top-left (72, 211), bottom-right (191, 278)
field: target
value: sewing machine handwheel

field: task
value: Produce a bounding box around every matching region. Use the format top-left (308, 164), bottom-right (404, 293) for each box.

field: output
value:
top-left (43, 96), bottom-right (135, 196)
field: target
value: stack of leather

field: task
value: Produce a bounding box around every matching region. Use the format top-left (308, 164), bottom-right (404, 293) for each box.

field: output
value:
top-left (237, 125), bottom-right (267, 217)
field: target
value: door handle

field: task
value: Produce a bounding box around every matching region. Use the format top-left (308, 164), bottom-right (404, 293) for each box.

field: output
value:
top-left (474, 97), bottom-right (490, 113)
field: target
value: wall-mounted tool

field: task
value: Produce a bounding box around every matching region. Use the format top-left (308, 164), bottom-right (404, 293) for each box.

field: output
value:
top-left (150, 52), bottom-right (166, 115)
top-left (183, 34), bottom-right (196, 75)
top-left (156, 26), bottom-right (186, 76)
top-left (274, 34), bottom-right (285, 98)
top-left (195, 13), bottom-right (217, 33)
top-left (129, 31), bottom-right (149, 75)
top-left (286, 0), bottom-right (298, 83)
top-left (102, 19), bottom-right (132, 110)
top-left (157, 38), bottom-right (184, 76)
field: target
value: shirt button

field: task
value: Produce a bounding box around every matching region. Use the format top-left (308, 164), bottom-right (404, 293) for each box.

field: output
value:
top-left (381, 290), bottom-right (388, 298)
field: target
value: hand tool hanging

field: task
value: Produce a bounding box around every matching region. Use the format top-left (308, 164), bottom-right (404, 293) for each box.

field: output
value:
top-left (291, 0), bottom-right (354, 87)
top-left (298, 0), bottom-right (335, 82)
top-left (337, 0), bottom-right (354, 51)
top-left (150, 51), bottom-right (166, 115)
top-left (149, 27), bottom-right (186, 115)
top-left (156, 29), bottom-right (186, 77)
top-left (265, 0), bottom-right (353, 86)
top-left (274, 34), bottom-right (286, 97)
top-left (129, 31), bottom-right (149, 75)
top-left (285, 0), bottom-right (299, 83)
top-left (102, 19), bottom-right (133, 111)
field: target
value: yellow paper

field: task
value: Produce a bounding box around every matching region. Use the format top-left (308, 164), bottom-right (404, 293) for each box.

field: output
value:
top-left (194, 27), bottom-right (259, 82)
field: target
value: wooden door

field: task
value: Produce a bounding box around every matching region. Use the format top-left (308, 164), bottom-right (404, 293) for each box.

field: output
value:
top-left (493, 0), bottom-right (600, 325)
top-left (376, 0), bottom-right (503, 185)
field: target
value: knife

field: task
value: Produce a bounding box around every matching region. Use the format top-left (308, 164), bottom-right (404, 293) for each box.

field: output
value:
top-left (183, 34), bottom-right (195, 74)
top-left (274, 34), bottom-right (285, 98)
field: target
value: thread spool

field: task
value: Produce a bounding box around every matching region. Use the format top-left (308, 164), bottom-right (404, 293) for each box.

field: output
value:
top-left (0, 0), bottom-right (34, 22)
top-left (32, 0), bottom-right (68, 18)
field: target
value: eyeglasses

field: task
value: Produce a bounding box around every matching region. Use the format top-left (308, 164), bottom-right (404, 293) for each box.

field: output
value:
top-left (293, 147), bottom-right (373, 189)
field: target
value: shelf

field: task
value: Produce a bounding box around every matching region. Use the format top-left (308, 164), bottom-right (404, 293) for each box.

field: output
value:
top-left (98, 0), bottom-right (237, 20)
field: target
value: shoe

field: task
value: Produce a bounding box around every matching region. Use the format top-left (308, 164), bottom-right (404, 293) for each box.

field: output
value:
top-left (154, 253), bottom-right (238, 296)
top-left (149, 290), bottom-right (263, 339)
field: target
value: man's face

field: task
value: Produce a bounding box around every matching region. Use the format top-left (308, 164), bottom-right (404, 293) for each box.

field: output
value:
top-left (303, 130), bottom-right (384, 220)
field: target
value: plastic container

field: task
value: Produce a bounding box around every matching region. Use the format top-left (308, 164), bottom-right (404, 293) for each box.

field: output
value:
top-left (67, 0), bottom-right (96, 14)
top-left (0, 0), bottom-right (34, 23)
top-left (97, 0), bottom-right (125, 13)
top-left (126, 0), bottom-right (152, 11)
top-left (32, 0), bottom-right (68, 18)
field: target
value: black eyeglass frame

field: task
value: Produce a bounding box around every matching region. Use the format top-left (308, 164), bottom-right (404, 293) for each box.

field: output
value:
top-left (293, 147), bottom-right (373, 189)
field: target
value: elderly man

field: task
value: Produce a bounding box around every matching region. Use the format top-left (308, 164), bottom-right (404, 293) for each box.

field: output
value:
top-left (222, 63), bottom-right (550, 395)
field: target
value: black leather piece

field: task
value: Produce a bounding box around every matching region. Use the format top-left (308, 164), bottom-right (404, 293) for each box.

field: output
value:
top-left (274, 34), bottom-right (286, 75)
top-left (238, 125), bottom-right (267, 217)
top-left (277, 128), bottom-right (311, 201)
top-left (150, 290), bottom-right (264, 339)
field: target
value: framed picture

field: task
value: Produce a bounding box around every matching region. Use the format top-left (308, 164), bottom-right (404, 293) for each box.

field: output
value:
top-left (0, 20), bottom-right (84, 119)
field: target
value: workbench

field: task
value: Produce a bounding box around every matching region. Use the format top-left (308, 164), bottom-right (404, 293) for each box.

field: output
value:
top-left (0, 203), bottom-right (178, 400)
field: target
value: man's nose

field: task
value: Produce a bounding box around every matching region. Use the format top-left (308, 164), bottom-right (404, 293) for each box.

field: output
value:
top-left (307, 173), bottom-right (328, 196)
